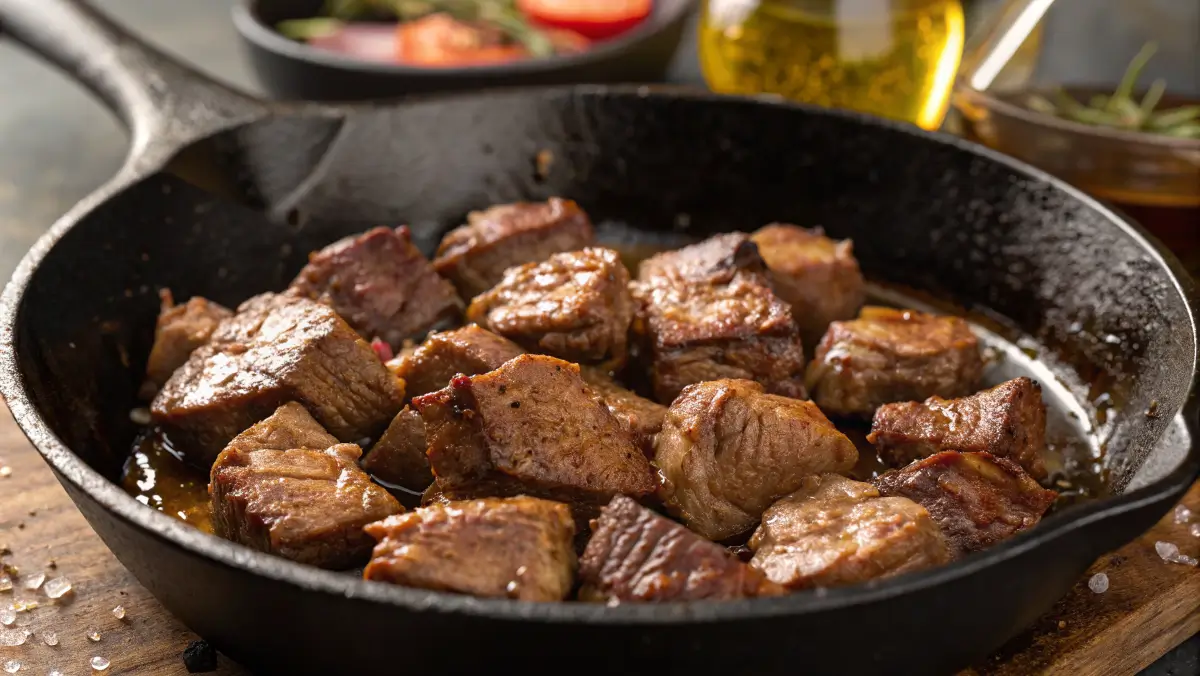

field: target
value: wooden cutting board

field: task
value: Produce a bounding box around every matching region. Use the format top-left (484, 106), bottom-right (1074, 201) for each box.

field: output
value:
top-left (0, 401), bottom-right (1196, 676)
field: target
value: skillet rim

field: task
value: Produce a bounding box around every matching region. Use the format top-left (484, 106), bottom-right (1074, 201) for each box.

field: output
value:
top-left (1, 85), bottom-right (1197, 625)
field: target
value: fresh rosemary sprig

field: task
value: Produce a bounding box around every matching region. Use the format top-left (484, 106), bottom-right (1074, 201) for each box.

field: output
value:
top-left (1024, 42), bottom-right (1200, 139)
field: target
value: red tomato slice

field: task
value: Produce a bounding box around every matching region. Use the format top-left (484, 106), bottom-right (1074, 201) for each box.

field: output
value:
top-left (396, 14), bottom-right (528, 68)
top-left (518, 0), bottom-right (652, 41)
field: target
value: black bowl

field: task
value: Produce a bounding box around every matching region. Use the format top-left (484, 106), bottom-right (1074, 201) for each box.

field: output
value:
top-left (233, 0), bottom-right (695, 101)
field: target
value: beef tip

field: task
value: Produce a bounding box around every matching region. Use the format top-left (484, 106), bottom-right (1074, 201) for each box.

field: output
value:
top-left (223, 401), bottom-right (338, 454)
top-left (209, 403), bottom-right (402, 569)
top-left (868, 377), bottom-right (1048, 478)
top-left (874, 451), bottom-right (1057, 557)
top-left (433, 198), bottom-right (596, 299)
top-left (805, 306), bottom-right (983, 418)
top-left (751, 224), bottom-right (865, 350)
top-left (392, 325), bottom-right (526, 400)
top-left (632, 233), bottom-right (807, 403)
top-left (151, 293), bottom-right (406, 467)
top-left (655, 379), bottom-right (858, 541)
top-left (411, 354), bottom-right (657, 510)
top-left (637, 231), bottom-right (768, 281)
top-left (748, 474), bottom-right (952, 589)
top-left (466, 248), bottom-right (634, 368)
top-left (141, 289), bottom-right (232, 399)
top-left (579, 366), bottom-right (667, 457)
top-left (361, 406), bottom-right (432, 491)
top-left (578, 496), bottom-right (784, 602)
top-left (363, 496), bottom-right (576, 601)
top-left (288, 226), bottom-right (463, 349)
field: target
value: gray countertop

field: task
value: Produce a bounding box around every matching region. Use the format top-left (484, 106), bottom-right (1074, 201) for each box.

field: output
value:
top-left (0, 1), bottom-right (1195, 674)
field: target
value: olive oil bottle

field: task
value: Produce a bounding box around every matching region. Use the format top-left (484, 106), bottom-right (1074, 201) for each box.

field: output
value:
top-left (700, 0), bottom-right (967, 130)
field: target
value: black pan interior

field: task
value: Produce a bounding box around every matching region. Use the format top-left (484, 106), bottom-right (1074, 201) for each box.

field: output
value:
top-left (12, 87), bottom-right (1195, 507)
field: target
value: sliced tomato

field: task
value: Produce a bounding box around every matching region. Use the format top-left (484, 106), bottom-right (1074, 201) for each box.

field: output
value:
top-left (518, 0), bottom-right (652, 41)
top-left (396, 14), bottom-right (527, 68)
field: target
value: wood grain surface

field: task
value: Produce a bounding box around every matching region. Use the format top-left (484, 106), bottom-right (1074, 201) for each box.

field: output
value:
top-left (0, 402), bottom-right (246, 676)
top-left (0, 399), bottom-right (1196, 675)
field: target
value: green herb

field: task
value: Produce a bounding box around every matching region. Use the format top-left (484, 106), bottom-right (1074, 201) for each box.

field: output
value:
top-left (279, 0), bottom-right (557, 58)
top-left (1024, 42), bottom-right (1200, 139)
top-left (277, 18), bottom-right (345, 41)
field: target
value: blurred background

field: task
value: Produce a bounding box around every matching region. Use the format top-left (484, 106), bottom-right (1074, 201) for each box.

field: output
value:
top-left (1, 0), bottom-right (1195, 285)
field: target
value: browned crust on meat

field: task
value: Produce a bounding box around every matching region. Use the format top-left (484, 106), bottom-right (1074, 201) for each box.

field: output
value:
top-left (868, 377), bottom-right (1048, 478)
top-left (467, 248), bottom-right (634, 368)
top-left (433, 198), bottom-right (596, 298)
top-left (655, 379), bottom-right (858, 540)
top-left (578, 495), bottom-right (784, 602)
top-left (363, 496), bottom-right (576, 601)
top-left (873, 451), bottom-right (1057, 557)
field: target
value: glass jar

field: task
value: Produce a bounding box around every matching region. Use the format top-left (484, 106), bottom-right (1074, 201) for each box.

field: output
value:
top-left (699, 0), bottom-right (968, 130)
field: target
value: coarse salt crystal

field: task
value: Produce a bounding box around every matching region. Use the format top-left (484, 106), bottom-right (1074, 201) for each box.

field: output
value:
top-left (42, 577), bottom-right (72, 599)
top-left (0, 629), bottom-right (27, 646)
top-left (111, 605), bottom-right (125, 620)
top-left (1191, 523), bottom-right (1200, 538)
top-left (1088, 572), bottom-right (1109, 593)
top-left (1156, 540), bottom-right (1180, 560)
top-left (91, 656), bottom-right (110, 671)
top-left (1174, 505), bottom-right (1193, 524)
top-left (88, 631), bottom-right (101, 642)
top-left (0, 576), bottom-right (9, 592)
top-left (2, 660), bottom-right (18, 673)
top-left (49, 671), bottom-right (63, 676)
top-left (0, 609), bottom-right (13, 626)
top-left (12, 601), bottom-right (36, 613)
top-left (129, 408), bottom-right (152, 426)
top-left (42, 630), bottom-right (57, 646)
top-left (22, 573), bottom-right (44, 591)
top-left (0, 467), bottom-right (10, 478)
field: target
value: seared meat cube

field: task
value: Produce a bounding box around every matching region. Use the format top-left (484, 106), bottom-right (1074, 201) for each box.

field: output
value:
top-left (579, 366), bottom-right (667, 456)
top-left (288, 226), bottom-right (462, 349)
top-left (749, 474), bottom-right (952, 589)
top-left (141, 289), bottom-right (232, 399)
top-left (874, 451), bottom-right (1057, 557)
top-left (751, 224), bottom-right (865, 349)
top-left (361, 406), bottom-right (431, 491)
top-left (363, 496), bottom-right (576, 601)
top-left (210, 404), bottom-right (402, 569)
top-left (151, 293), bottom-right (406, 467)
top-left (223, 401), bottom-right (338, 454)
top-left (466, 248), bottom-right (634, 368)
top-left (433, 198), bottom-right (596, 299)
top-left (868, 377), bottom-right (1048, 478)
top-left (412, 355), bottom-right (657, 510)
top-left (633, 233), bottom-right (807, 403)
top-left (805, 306), bottom-right (983, 418)
top-left (655, 379), bottom-right (858, 541)
top-left (637, 232), bottom-right (767, 282)
top-left (392, 325), bottom-right (525, 400)
top-left (578, 496), bottom-right (784, 602)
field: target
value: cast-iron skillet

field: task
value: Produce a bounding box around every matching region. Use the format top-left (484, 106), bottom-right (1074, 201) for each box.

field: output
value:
top-left (1, 1), bottom-right (1198, 674)
top-left (234, 0), bottom-right (694, 101)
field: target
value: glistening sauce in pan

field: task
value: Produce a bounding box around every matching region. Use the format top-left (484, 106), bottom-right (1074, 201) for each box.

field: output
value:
top-left (120, 226), bottom-right (1109, 532)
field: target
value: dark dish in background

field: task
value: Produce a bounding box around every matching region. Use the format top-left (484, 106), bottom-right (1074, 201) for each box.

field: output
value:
top-left (0, 1), bottom-right (1198, 675)
top-left (276, 0), bottom-right (654, 67)
top-left (234, 0), bottom-right (693, 100)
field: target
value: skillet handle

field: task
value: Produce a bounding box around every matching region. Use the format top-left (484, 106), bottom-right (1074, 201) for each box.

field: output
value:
top-left (0, 0), bottom-right (266, 166)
